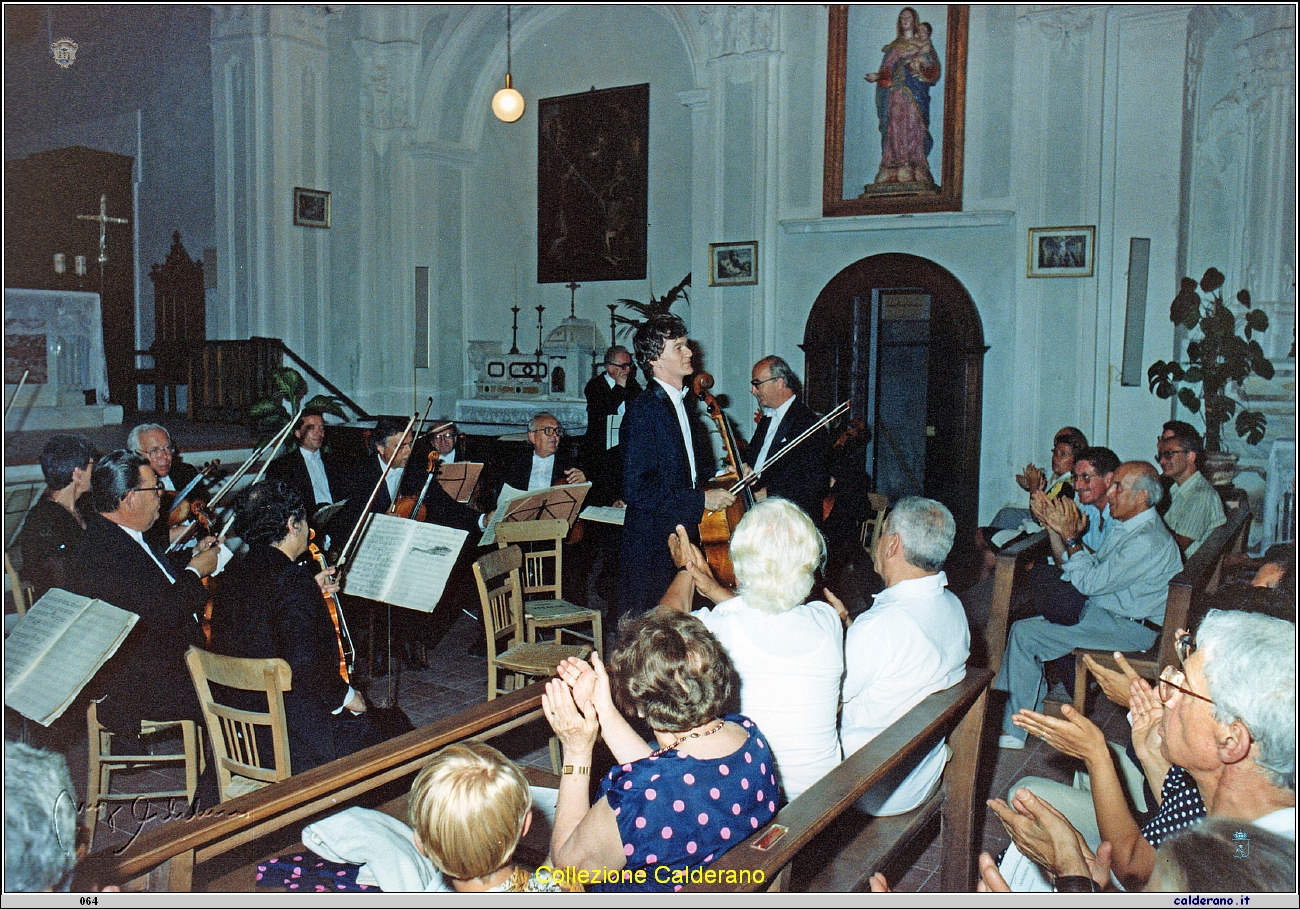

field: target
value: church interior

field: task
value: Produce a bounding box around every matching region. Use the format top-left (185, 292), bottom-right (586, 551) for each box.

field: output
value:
top-left (4, 3), bottom-right (1296, 895)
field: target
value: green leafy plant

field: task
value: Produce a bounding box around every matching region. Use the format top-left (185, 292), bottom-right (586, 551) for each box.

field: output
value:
top-left (611, 272), bottom-right (691, 339)
top-left (1148, 268), bottom-right (1273, 449)
top-left (248, 366), bottom-right (347, 438)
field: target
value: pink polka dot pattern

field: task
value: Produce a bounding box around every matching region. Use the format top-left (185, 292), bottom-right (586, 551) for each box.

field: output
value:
top-left (698, 813), bottom-right (709, 825)
top-left (645, 788), bottom-right (656, 800)
top-left (741, 778), bottom-right (749, 790)
top-left (682, 773), bottom-right (695, 784)
top-left (744, 752), bottom-right (752, 763)
top-left (636, 816), bottom-right (647, 829)
top-left (718, 764), bottom-right (730, 776)
top-left (624, 843), bottom-right (635, 857)
top-left (686, 841), bottom-right (697, 854)
top-left (662, 826), bottom-right (673, 839)
top-left (710, 787), bottom-right (721, 799)
top-left (732, 803), bottom-right (741, 815)
top-left (673, 799), bottom-right (685, 812)
top-left (720, 828), bottom-right (731, 840)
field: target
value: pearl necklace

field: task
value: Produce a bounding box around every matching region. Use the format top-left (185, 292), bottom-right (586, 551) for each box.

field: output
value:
top-left (653, 718), bottom-right (726, 756)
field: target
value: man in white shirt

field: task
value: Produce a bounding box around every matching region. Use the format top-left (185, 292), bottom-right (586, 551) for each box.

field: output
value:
top-left (485, 412), bottom-right (587, 510)
top-left (744, 355), bottom-right (827, 523)
top-left (583, 346), bottom-right (641, 506)
top-left (269, 409), bottom-right (345, 513)
top-left (841, 496), bottom-right (969, 814)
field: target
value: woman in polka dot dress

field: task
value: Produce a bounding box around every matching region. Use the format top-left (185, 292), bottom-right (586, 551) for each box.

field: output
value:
top-left (541, 610), bottom-right (779, 892)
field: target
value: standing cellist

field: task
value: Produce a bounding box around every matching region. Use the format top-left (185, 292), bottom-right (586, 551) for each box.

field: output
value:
top-left (619, 314), bottom-right (735, 619)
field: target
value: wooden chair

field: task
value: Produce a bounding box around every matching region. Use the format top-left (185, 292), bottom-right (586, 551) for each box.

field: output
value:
top-left (1071, 507), bottom-right (1252, 711)
top-left (494, 518), bottom-right (602, 646)
top-left (5, 551), bottom-right (34, 615)
top-left (185, 647), bottom-right (293, 802)
top-left (86, 700), bottom-right (204, 851)
top-left (859, 493), bottom-right (890, 554)
top-left (473, 545), bottom-right (590, 700)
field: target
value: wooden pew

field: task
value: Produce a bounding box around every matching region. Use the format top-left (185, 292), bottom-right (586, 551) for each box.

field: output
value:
top-left (684, 668), bottom-right (994, 893)
top-left (75, 681), bottom-right (555, 892)
top-left (1071, 507), bottom-right (1252, 711)
top-left (980, 530), bottom-right (1051, 675)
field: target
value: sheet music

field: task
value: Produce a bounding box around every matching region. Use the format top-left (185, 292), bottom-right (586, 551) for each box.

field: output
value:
top-left (5, 589), bottom-right (138, 726)
top-left (606, 413), bottom-right (623, 450)
top-left (343, 513), bottom-right (468, 613)
top-left (436, 462), bottom-right (484, 504)
top-left (579, 505), bottom-right (626, 526)
top-left (478, 482), bottom-right (529, 547)
top-left (380, 523), bottom-right (469, 613)
top-left (479, 482), bottom-right (592, 546)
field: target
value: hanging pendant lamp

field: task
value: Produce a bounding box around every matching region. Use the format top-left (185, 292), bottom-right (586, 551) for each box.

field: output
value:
top-left (491, 5), bottom-right (525, 123)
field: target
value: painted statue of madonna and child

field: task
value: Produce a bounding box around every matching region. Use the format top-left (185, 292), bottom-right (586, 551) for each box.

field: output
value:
top-left (865, 7), bottom-right (940, 187)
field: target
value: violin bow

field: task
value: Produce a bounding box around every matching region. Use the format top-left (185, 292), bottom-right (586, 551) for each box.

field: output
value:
top-left (336, 411), bottom-right (420, 570)
top-left (729, 400), bottom-right (852, 495)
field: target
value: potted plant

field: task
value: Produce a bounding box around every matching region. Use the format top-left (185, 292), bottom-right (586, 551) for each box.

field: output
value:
top-left (248, 365), bottom-right (347, 439)
top-left (611, 273), bottom-right (691, 339)
top-left (1147, 268), bottom-right (1273, 480)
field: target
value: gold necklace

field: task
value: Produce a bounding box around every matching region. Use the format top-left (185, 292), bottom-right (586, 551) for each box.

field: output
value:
top-left (653, 719), bottom-right (726, 756)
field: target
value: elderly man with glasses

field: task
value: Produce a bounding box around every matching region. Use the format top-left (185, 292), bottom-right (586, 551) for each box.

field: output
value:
top-left (744, 355), bottom-right (828, 525)
top-left (68, 449), bottom-right (222, 741)
top-left (991, 607), bottom-right (1295, 891)
top-left (484, 412), bottom-right (587, 512)
top-left (583, 346), bottom-right (641, 507)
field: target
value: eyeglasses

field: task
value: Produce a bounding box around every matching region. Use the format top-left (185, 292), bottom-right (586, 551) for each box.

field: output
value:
top-left (608, 361), bottom-right (633, 370)
top-left (129, 485), bottom-right (165, 497)
top-left (750, 376), bottom-right (780, 389)
top-left (433, 431), bottom-right (458, 441)
top-left (1158, 666), bottom-right (1215, 706)
top-left (1156, 448), bottom-right (1188, 461)
top-left (534, 426), bottom-right (564, 438)
top-left (1074, 472), bottom-right (1103, 484)
top-left (138, 445), bottom-right (177, 458)
top-left (1175, 631), bottom-right (1196, 665)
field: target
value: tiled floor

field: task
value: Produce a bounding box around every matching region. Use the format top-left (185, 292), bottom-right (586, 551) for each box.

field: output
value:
top-left (15, 596), bottom-right (1132, 891)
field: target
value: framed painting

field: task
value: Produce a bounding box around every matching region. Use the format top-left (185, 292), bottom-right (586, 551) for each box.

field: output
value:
top-left (537, 83), bottom-right (649, 284)
top-left (293, 187), bottom-right (331, 229)
top-left (823, 5), bottom-right (968, 217)
top-left (1027, 226), bottom-right (1096, 278)
top-left (708, 241), bottom-right (758, 287)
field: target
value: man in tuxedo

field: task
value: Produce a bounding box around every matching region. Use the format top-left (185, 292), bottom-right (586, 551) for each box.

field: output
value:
top-left (619, 314), bottom-right (734, 618)
top-left (486, 412), bottom-right (586, 511)
top-left (69, 450), bottom-right (221, 739)
top-left (745, 355), bottom-right (828, 523)
top-left (129, 422), bottom-right (207, 549)
top-left (267, 409), bottom-right (345, 514)
top-left (583, 345), bottom-right (640, 506)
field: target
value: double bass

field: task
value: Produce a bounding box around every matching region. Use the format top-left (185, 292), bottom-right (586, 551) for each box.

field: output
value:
top-left (693, 372), bottom-right (755, 588)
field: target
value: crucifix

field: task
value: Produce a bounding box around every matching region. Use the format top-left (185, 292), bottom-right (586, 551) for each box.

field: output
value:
top-left (76, 194), bottom-right (129, 267)
top-left (565, 279), bottom-right (580, 319)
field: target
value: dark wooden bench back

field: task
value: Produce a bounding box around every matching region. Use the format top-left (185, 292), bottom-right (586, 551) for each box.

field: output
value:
top-left (684, 668), bottom-right (994, 893)
top-left (982, 530), bottom-right (1050, 675)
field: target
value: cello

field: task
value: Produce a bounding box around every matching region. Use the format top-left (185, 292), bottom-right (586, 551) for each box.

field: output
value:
top-left (693, 372), bottom-right (754, 588)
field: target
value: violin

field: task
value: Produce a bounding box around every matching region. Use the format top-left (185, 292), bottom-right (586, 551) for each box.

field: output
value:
top-left (390, 450), bottom-right (440, 522)
top-left (693, 372), bottom-right (755, 588)
top-left (309, 529), bottom-right (355, 683)
top-left (163, 460), bottom-right (221, 529)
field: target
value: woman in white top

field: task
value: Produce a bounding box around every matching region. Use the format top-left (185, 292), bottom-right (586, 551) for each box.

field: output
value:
top-left (661, 497), bottom-right (847, 801)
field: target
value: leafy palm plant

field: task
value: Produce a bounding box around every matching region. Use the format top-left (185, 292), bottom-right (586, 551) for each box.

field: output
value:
top-left (611, 272), bottom-right (691, 339)
top-left (1148, 268), bottom-right (1273, 449)
top-left (248, 366), bottom-right (347, 438)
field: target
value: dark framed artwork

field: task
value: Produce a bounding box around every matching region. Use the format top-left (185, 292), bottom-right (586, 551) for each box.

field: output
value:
top-left (708, 241), bottom-right (758, 287)
top-left (293, 187), bottom-right (331, 228)
top-left (823, 5), bottom-right (968, 217)
top-left (537, 83), bottom-right (649, 284)
top-left (1027, 226), bottom-right (1096, 278)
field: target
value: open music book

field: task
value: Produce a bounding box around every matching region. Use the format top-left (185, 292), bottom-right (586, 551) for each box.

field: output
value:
top-left (436, 462), bottom-right (484, 504)
top-left (4, 589), bottom-right (138, 726)
top-left (479, 481), bottom-right (592, 547)
top-left (343, 513), bottom-right (469, 613)
top-left (579, 505), bottom-right (626, 526)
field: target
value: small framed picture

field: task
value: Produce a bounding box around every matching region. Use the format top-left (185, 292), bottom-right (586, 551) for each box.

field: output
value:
top-left (294, 187), bottom-right (331, 229)
top-left (1027, 226), bottom-right (1095, 278)
top-left (708, 241), bottom-right (758, 287)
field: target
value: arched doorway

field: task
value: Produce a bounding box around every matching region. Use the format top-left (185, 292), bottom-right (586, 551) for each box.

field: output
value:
top-left (802, 253), bottom-right (986, 540)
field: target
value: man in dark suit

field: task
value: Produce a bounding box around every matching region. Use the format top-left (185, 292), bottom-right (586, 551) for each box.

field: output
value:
top-left (745, 355), bottom-right (828, 523)
top-left (583, 345), bottom-right (641, 506)
top-left (128, 422), bottom-right (208, 550)
top-left (619, 315), bottom-right (735, 618)
top-left (267, 409), bottom-right (346, 515)
top-left (69, 450), bottom-right (222, 739)
top-left (485, 412), bottom-right (587, 512)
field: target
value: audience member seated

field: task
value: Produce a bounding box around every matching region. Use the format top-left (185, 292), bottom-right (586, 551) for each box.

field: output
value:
top-left (15, 433), bottom-right (96, 600)
top-left (1145, 819), bottom-right (1296, 892)
top-left (69, 450), bottom-right (221, 741)
top-left (841, 496), bottom-right (969, 815)
top-left (408, 743), bottom-right (575, 892)
top-left (993, 608), bottom-right (1295, 891)
top-left (5, 742), bottom-right (78, 892)
top-left (544, 611), bottom-right (779, 891)
top-left (995, 461), bottom-right (1182, 749)
top-left (659, 498), bottom-right (844, 801)
top-left (1157, 423), bottom-right (1225, 557)
top-left (973, 426), bottom-right (1087, 583)
top-left (209, 479), bottom-right (391, 774)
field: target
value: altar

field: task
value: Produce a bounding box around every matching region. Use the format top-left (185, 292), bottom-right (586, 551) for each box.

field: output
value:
top-left (4, 288), bottom-right (123, 431)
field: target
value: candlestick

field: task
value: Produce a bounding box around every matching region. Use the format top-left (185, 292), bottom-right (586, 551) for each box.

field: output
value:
top-left (510, 304), bottom-right (521, 355)
top-left (566, 279), bottom-right (580, 319)
top-left (608, 303), bottom-right (618, 344)
top-left (535, 304), bottom-right (545, 357)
